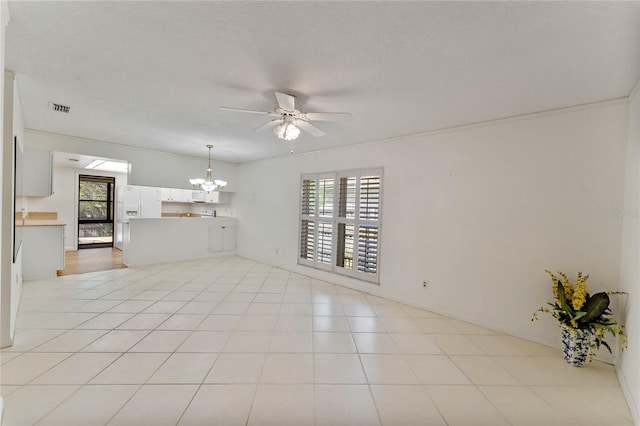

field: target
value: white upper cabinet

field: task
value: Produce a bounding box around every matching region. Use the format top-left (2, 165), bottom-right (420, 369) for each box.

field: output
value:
top-left (204, 191), bottom-right (231, 204)
top-left (160, 187), bottom-right (186, 202)
top-left (22, 148), bottom-right (53, 196)
top-left (160, 188), bottom-right (230, 204)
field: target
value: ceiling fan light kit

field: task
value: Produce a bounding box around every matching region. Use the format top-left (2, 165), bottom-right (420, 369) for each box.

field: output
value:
top-left (190, 145), bottom-right (227, 191)
top-left (274, 117), bottom-right (301, 141)
top-left (220, 92), bottom-right (352, 141)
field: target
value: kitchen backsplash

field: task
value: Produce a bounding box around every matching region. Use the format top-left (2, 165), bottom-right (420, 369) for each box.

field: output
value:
top-left (161, 202), bottom-right (236, 217)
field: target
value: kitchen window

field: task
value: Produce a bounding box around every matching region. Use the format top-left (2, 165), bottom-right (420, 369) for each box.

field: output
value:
top-left (299, 168), bottom-right (382, 283)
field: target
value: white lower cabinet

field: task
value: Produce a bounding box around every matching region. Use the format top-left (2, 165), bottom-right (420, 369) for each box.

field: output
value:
top-left (207, 224), bottom-right (236, 253)
top-left (22, 225), bottom-right (65, 280)
top-left (124, 218), bottom-right (237, 267)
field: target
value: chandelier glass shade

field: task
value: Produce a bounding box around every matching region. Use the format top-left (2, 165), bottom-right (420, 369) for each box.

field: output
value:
top-left (274, 117), bottom-right (301, 141)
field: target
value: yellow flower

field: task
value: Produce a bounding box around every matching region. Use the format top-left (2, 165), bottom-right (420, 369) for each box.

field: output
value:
top-left (545, 270), bottom-right (559, 300)
top-left (557, 271), bottom-right (569, 286)
top-left (572, 272), bottom-right (588, 311)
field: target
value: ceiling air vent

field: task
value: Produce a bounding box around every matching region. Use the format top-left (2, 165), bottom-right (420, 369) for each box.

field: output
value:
top-left (48, 102), bottom-right (71, 113)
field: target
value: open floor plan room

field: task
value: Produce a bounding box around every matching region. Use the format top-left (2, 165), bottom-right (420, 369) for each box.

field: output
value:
top-left (0, 256), bottom-right (632, 426)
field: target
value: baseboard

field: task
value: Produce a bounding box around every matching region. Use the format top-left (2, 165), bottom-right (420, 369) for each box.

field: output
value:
top-left (616, 364), bottom-right (639, 426)
top-left (0, 396), bottom-right (4, 425)
top-left (240, 254), bottom-right (627, 366)
top-left (0, 336), bottom-right (13, 349)
top-left (250, 256), bottom-right (631, 365)
top-left (286, 261), bottom-right (558, 345)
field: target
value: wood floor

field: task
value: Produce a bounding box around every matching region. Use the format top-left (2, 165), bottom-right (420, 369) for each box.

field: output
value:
top-left (57, 247), bottom-right (126, 276)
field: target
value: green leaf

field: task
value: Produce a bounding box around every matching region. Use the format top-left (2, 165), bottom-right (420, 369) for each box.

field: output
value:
top-left (557, 281), bottom-right (566, 306)
top-left (579, 292), bottom-right (610, 324)
top-left (557, 281), bottom-right (574, 316)
top-left (598, 339), bottom-right (613, 354)
top-left (573, 311), bottom-right (587, 321)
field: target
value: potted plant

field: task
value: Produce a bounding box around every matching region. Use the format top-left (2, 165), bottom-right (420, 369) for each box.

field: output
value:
top-left (532, 270), bottom-right (626, 366)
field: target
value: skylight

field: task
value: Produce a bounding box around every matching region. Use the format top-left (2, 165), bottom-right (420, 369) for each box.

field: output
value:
top-left (84, 159), bottom-right (128, 174)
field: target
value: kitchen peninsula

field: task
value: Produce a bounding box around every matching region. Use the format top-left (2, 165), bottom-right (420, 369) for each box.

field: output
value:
top-left (122, 216), bottom-right (236, 267)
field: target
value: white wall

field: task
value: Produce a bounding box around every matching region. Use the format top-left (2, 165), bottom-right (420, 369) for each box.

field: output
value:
top-left (26, 167), bottom-right (127, 250)
top-left (24, 129), bottom-right (238, 192)
top-left (236, 100), bottom-right (629, 350)
top-left (0, 4), bottom-right (7, 421)
top-left (10, 75), bottom-right (23, 340)
top-left (1, 70), bottom-right (23, 349)
top-left (618, 80), bottom-right (640, 424)
top-left (0, 0), bottom-right (8, 355)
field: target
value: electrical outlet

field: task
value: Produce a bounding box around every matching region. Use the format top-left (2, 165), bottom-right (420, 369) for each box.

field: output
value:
top-left (423, 280), bottom-right (428, 288)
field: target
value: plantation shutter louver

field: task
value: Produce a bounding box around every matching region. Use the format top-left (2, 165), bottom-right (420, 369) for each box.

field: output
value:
top-left (336, 223), bottom-right (355, 269)
top-left (316, 222), bottom-right (333, 264)
top-left (359, 176), bottom-right (380, 220)
top-left (338, 177), bottom-right (356, 219)
top-left (299, 220), bottom-right (314, 260)
top-left (301, 179), bottom-right (316, 216)
top-left (358, 225), bottom-right (378, 274)
top-left (318, 178), bottom-right (334, 217)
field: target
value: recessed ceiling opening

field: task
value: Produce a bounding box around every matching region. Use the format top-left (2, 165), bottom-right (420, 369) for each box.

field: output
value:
top-left (85, 159), bottom-right (128, 174)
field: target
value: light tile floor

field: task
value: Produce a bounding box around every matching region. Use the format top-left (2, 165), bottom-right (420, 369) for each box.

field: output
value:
top-left (1, 256), bottom-right (633, 426)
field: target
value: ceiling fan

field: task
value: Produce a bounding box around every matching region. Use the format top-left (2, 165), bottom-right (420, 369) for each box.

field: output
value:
top-left (219, 92), bottom-right (352, 140)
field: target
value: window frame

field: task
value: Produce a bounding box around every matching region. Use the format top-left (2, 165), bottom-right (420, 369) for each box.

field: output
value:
top-left (298, 168), bottom-right (383, 284)
top-left (78, 174), bottom-right (115, 249)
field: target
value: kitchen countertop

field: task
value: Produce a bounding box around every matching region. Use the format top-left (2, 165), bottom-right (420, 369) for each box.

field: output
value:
top-left (17, 219), bottom-right (66, 227)
top-left (127, 216), bottom-right (236, 220)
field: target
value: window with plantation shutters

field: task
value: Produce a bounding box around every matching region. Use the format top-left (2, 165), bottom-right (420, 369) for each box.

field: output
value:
top-left (299, 169), bottom-right (383, 283)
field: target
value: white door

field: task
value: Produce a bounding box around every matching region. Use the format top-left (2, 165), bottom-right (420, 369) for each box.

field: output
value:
top-left (223, 225), bottom-right (236, 251)
top-left (208, 225), bottom-right (224, 253)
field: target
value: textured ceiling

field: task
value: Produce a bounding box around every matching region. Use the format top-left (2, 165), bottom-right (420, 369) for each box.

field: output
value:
top-left (6, 1), bottom-right (640, 163)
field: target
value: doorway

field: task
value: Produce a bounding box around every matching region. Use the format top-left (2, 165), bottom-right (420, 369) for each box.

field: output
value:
top-left (78, 174), bottom-right (115, 249)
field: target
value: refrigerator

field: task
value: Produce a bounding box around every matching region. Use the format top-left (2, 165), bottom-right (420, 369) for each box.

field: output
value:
top-left (115, 185), bottom-right (162, 250)
top-left (122, 185), bottom-right (162, 219)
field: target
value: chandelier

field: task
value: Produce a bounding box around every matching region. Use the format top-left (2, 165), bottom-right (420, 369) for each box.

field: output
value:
top-left (189, 145), bottom-right (227, 191)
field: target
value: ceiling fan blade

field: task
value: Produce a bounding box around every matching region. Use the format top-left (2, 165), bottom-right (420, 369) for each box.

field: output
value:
top-left (304, 112), bottom-right (353, 121)
top-left (275, 92), bottom-right (296, 111)
top-left (254, 119), bottom-right (281, 131)
top-left (219, 106), bottom-right (271, 115)
top-left (296, 120), bottom-right (325, 137)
